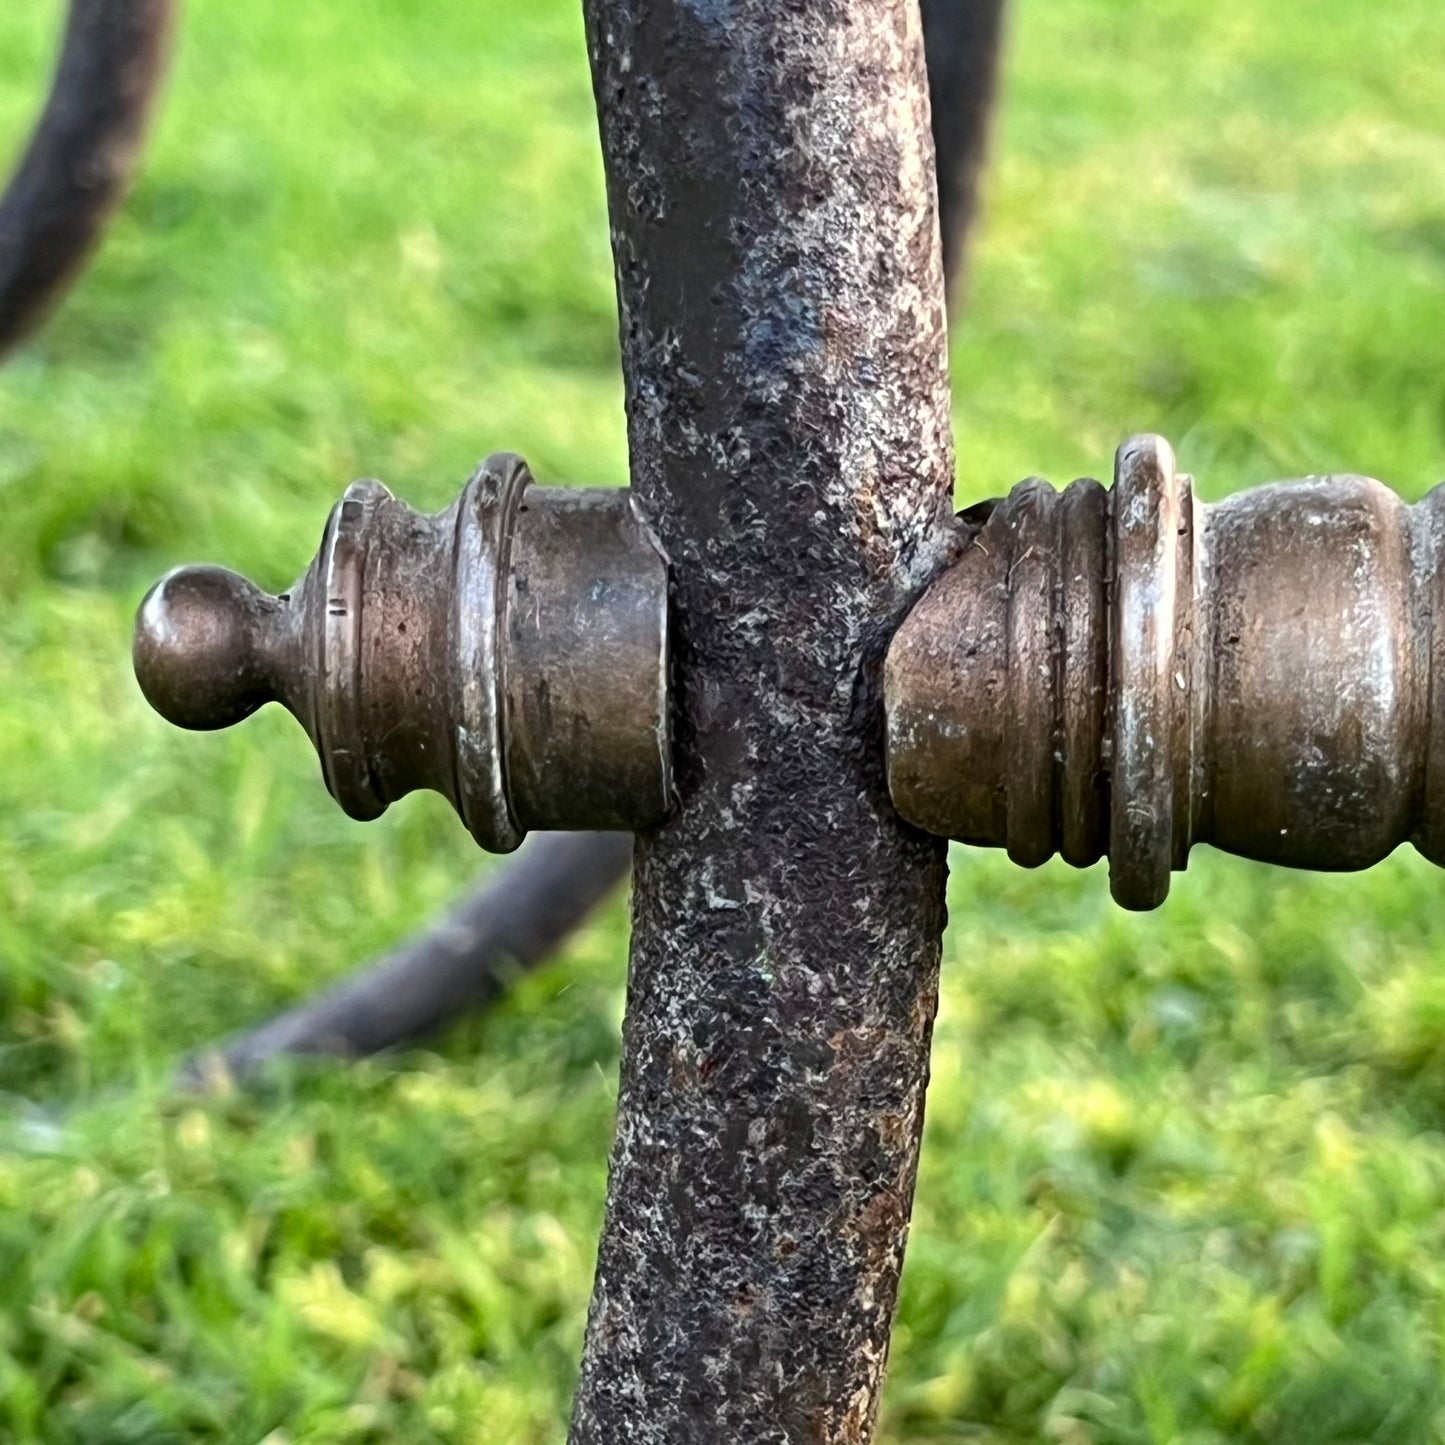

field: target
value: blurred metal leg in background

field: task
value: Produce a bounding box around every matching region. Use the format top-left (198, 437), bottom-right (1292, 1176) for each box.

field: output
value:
top-left (0, 0), bottom-right (175, 358)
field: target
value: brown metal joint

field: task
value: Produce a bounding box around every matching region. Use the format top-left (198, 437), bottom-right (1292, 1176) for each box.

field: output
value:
top-left (133, 454), bottom-right (671, 850)
top-left (885, 434), bottom-right (1445, 908)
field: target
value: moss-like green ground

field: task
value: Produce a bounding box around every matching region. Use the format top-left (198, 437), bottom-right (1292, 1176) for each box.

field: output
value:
top-left (2, 0), bottom-right (1444, 1439)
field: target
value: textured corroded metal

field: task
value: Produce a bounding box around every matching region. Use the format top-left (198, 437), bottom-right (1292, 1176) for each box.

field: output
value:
top-left (571, 0), bottom-right (958, 1441)
top-left (886, 433), bottom-right (1445, 909)
top-left (133, 455), bottom-right (671, 850)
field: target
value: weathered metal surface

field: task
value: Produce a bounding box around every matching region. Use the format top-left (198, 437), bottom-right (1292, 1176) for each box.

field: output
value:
top-left (133, 456), bottom-right (671, 849)
top-left (570, 0), bottom-right (959, 1441)
top-left (0, 0), bottom-right (174, 357)
top-left (886, 433), bottom-right (1445, 908)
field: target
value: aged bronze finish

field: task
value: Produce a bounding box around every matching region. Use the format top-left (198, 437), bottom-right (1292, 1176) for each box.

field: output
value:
top-left (886, 434), bottom-right (1445, 909)
top-left (134, 454), bottom-right (671, 850)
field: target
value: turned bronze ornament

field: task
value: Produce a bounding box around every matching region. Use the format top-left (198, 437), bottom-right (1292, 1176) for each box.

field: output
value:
top-left (134, 455), bottom-right (671, 850)
top-left (137, 436), bottom-right (1445, 907)
top-left (886, 434), bottom-right (1445, 909)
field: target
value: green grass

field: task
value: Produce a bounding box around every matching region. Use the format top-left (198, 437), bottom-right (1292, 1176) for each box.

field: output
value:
top-left (2, 0), bottom-right (1445, 1439)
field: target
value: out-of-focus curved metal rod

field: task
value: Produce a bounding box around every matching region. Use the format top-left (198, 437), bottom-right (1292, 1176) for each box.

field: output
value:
top-left (0, 0), bottom-right (176, 360)
top-left (923, 0), bottom-right (1008, 300)
top-left (176, 831), bottom-right (637, 1090)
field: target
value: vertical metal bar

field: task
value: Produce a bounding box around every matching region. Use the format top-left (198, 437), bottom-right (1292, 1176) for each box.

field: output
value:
top-left (571, 2), bottom-right (958, 1440)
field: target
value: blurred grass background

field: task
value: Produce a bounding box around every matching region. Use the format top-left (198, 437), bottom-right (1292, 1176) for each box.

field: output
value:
top-left (2, 0), bottom-right (1445, 1440)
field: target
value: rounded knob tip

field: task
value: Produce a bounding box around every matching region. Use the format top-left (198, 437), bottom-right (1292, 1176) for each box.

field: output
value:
top-left (133, 565), bottom-right (282, 731)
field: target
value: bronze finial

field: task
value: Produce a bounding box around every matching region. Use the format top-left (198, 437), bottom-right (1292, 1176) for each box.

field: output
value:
top-left (135, 454), bottom-right (671, 850)
top-left (886, 435), bottom-right (1445, 908)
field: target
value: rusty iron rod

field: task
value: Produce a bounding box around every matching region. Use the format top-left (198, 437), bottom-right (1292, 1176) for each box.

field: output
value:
top-left (0, 0), bottom-right (174, 359)
top-left (568, 1), bottom-right (959, 1440)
